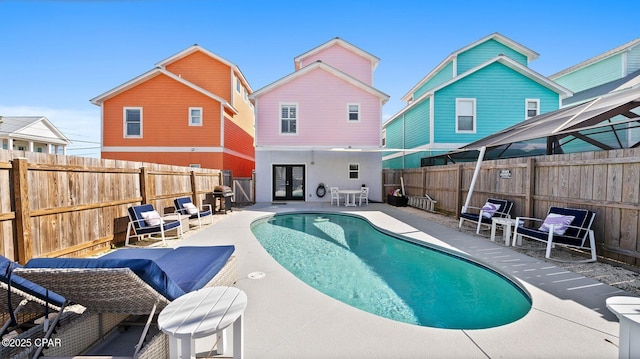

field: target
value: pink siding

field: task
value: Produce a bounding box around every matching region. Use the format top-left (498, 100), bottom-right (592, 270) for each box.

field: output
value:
top-left (298, 45), bottom-right (373, 85)
top-left (256, 68), bottom-right (381, 147)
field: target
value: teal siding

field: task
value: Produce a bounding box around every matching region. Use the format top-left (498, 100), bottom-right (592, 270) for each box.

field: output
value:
top-left (553, 54), bottom-right (623, 92)
top-left (433, 62), bottom-right (560, 144)
top-left (404, 98), bottom-right (430, 148)
top-left (383, 156), bottom-right (404, 169)
top-left (628, 46), bottom-right (640, 73)
top-left (414, 62), bottom-right (453, 98)
top-left (384, 119), bottom-right (404, 150)
top-left (457, 39), bottom-right (528, 74)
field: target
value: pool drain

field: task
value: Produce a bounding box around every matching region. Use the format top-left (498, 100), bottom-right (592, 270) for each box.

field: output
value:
top-left (248, 271), bottom-right (266, 280)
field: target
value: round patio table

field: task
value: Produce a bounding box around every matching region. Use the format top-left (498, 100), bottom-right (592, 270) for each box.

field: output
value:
top-left (158, 286), bottom-right (247, 359)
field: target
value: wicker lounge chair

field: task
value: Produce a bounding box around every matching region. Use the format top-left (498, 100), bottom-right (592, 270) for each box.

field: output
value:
top-left (126, 204), bottom-right (184, 246)
top-left (15, 246), bottom-right (237, 358)
top-left (459, 198), bottom-right (513, 234)
top-left (0, 255), bottom-right (80, 359)
top-left (174, 196), bottom-right (213, 228)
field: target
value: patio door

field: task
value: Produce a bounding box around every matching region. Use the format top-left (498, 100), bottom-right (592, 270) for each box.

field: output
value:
top-left (273, 165), bottom-right (305, 201)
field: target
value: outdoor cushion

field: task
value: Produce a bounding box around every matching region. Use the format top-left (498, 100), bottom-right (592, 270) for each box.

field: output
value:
top-left (0, 256), bottom-right (66, 308)
top-left (102, 246), bottom-right (235, 293)
top-left (24, 246), bottom-right (235, 301)
top-left (183, 202), bottom-right (198, 214)
top-left (481, 202), bottom-right (498, 218)
top-left (539, 213), bottom-right (575, 235)
top-left (141, 210), bottom-right (163, 226)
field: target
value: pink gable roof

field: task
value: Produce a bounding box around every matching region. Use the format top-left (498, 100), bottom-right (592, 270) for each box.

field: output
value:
top-left (294, 38), bottom-right (379, 85)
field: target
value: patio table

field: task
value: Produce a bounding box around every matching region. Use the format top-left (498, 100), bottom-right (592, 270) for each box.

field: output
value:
top-left (606, 296), bottom-right (640, 359)
top-left (339, 190), bottom-right (361, 207)
top-left (158, 286), bottom-right (247, 359)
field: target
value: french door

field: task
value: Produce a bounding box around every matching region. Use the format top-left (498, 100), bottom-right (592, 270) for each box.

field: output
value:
top-left (273, 165), bottom-right (305, 201)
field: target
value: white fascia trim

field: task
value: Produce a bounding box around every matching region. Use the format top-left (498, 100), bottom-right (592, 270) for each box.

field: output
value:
top-left (256, 145), bottom-right (382, 152)
top-left (400, 57), bottom-right (454, 102)
top-left (383, 91), bottom-right (433, 128)
top-left (102, 146), bottom-right (224, 152)
top-left (251, 62), bottom-right (389, 102)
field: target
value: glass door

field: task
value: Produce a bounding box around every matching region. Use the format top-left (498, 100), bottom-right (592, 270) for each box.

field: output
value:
top-left (273, 165), bottom-right (305, 201)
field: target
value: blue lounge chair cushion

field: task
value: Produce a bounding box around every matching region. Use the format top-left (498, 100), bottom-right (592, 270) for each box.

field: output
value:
top-left (0, 256), bottom-right (66, 307)
top-left (102, 246), bottom-right (234, 293)
top-left (24, 246), bottom-right (235, 301)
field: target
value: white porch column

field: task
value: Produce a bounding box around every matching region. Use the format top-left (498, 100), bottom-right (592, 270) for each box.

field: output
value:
top-left (28, 141), bottom-right (34, 152)
top-left (7, 138), bottom-right (13, 150)
top-left (47, 143), bottom-right (53, 154)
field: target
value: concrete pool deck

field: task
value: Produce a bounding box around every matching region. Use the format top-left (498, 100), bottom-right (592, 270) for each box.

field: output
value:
top-left (174, 202), bottom-right (631, 358)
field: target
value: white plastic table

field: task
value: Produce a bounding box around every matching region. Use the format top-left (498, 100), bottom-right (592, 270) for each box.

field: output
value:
top-left (490, 217), bottom-right (517, 245)
top-left (606, 296), bottom-right (640, 359)
top-left (339, 190), bottom-right (361, 207)
top-left (158, 286), bottom-right (247, 359)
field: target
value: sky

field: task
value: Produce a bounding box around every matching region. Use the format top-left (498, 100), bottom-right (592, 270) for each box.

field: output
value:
top-left (1, 0), bottom-right (638, 158)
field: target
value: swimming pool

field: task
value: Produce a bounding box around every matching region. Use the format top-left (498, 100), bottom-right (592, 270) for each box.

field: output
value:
top-left (251, 212), bottom-right (531, 329)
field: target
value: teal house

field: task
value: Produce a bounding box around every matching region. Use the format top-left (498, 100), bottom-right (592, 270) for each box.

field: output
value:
top-left (382, 33), bottom-right (571, 169)
top-left (550, 38), bottom-right (640, 106)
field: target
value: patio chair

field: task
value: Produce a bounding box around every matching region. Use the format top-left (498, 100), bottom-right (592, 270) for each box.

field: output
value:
top-left (459, 198), bottom-right (513, 234)
top-left (15, 246), bottom-right (237, 358)
top-left (513, 207), bottom-right (597, 263)
top-left (359, 187), bottom-right (369, 206)
top-left (330, 187), bottom-right (341, 206)
top-left (174, 196), bottom-right (213, 228)
top-left (126, 203), bottom-right (183, 246)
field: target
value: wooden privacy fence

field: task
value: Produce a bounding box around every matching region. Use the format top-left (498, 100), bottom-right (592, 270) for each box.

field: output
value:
top-left (0, 150), bottom-right (222, 263)
top-left (383, 148), bottom-right (640, 268)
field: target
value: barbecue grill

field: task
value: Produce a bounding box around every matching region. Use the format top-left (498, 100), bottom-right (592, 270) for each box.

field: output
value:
top-left (212, 185), bottom-right (234, 214)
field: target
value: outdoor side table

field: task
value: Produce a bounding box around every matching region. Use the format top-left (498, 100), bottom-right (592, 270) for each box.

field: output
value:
top-left (490, 217), bottom-right (517, 246)
top-left (606, 296), bottom-right (640, 359)
top-left (158, 286), bottom-right (247, 359)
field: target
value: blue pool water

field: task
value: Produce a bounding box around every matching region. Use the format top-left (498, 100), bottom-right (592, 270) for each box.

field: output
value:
top-left (251, 212), bottom-right (531, 329)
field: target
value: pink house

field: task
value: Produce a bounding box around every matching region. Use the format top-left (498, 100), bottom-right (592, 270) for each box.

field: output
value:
top-left (250, 38), bottom-right (389, 202)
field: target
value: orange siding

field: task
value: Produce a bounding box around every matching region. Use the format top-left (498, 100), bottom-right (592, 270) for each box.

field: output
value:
top-left (102, 151), bottom-right (224, 169)
top-left (165, 51), bottom-right (232, 103)
top-left (102, 74), bottom-right (222, 147)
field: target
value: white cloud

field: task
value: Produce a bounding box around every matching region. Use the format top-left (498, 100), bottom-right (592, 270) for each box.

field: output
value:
top-left (0, 105), bottom-right (101, 158)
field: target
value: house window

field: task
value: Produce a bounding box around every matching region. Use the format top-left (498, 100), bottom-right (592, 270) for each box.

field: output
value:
top-left (18, 146), bottom-right (26, 151)
top-left (36, 147), bottom-right (43, 153)
top-left (124, 107), bottom-right (142, 137)
top-left (243, 87), bottom-right (248, 101)
top-left (526, 99), bottom-right (540, 119)
top-left (189, 107), bottom-right (202, 126)
top-left (381, 128), bottom-right (386, 147)
top-left (189, 164), bottom-right (201, 168)
top-left (236, 78), bottom-right (241, 93)
top-left (280, 104), bottom-right (297, 134)
top-left (348, 104), bottom-right (360, 122)
top-left (456, 98), bottom-right (475, 133)
top-left (348, 163), bottom-right (360, 179)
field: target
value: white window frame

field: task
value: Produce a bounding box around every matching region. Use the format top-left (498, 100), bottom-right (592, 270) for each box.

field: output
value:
top-left (526, 99), bottom-right (540, 119)
top-left (455, 98), bottom-right (476, 133)
top-left (381, 128), bottom-right (386, 147)
top-left (123, 107), bottom-right (143, 138)
top-left (348, 163), bottom-right (360, 180)
top-left (235, 77), bottom-right (241, 93)
top-left (189, 107), bottom-right (203, 126)
top-left (280, 103), bottom-right (298, 135)
top-left (347, 103), bottom-right (360, 122)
